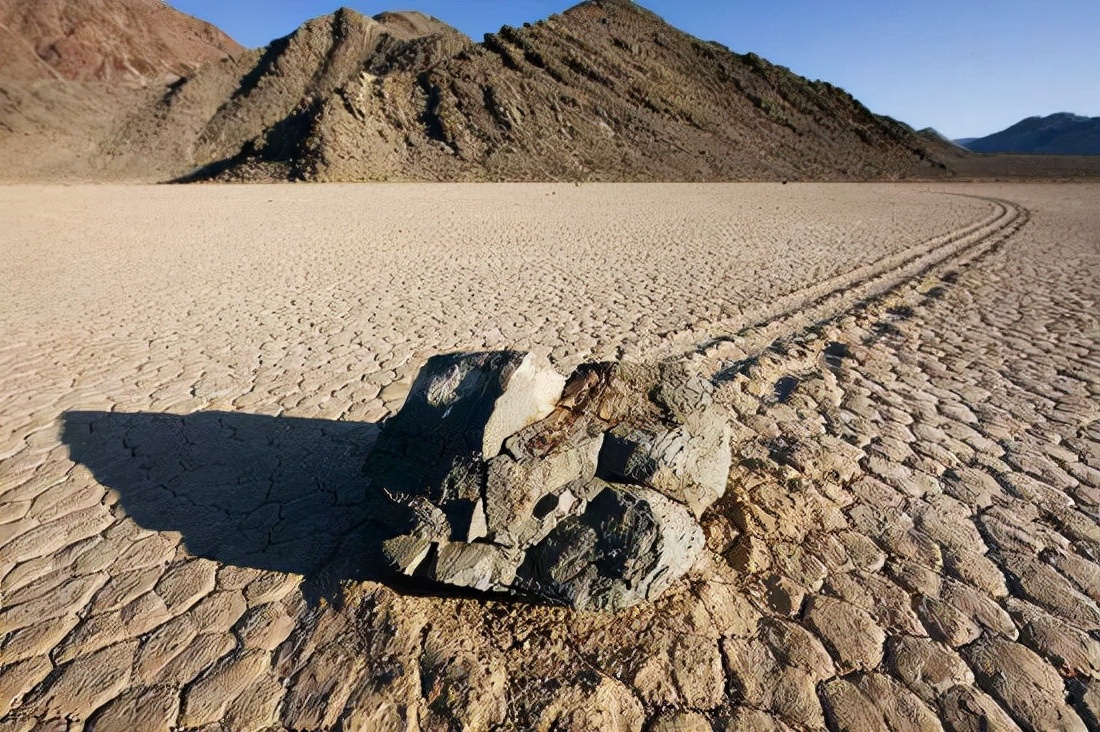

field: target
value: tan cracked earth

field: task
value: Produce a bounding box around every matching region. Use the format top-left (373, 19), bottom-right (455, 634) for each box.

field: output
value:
top-left (1, 182), bottom-right (1098, 731)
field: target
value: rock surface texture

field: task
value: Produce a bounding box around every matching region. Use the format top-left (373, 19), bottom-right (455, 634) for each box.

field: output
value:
top-left (0, 0), bottom-right (241, 82)
top-left (1, 183), bottom-right (1099, 730)
top-left (370, 353), bottom-right (727, 610)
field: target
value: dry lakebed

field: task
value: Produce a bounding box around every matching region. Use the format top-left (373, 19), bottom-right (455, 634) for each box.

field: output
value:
top-left (1, 182), bottom-right (1099, 731)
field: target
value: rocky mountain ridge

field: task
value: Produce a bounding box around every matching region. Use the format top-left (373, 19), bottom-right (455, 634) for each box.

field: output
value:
top-left (2, 0), bottom-right (956, 181)
top-left (164, 0), bottom-right (949, 182)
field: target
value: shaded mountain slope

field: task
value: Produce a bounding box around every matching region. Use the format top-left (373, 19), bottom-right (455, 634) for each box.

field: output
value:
top-left (959, 113), bottom-right (1100, 155)
top-left (0, 0), bottom-right (241, 83)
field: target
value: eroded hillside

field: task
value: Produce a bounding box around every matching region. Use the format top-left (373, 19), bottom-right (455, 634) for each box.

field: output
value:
top-left (0, 0), bottom-right (954, 182)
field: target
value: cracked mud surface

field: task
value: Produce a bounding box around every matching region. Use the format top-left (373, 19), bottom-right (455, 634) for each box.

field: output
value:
top-left (1, 183), bottom-right (1098, 730)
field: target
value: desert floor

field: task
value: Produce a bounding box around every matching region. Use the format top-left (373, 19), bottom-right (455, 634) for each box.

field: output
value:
top-left (1, 182), bottom-right (1098, 731)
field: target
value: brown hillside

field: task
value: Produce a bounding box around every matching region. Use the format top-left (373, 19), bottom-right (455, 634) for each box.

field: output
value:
top-left (150, 8), bottom-right (474, 181)
top-left (0, 0), bottom-right (241, 83)
top-left (158, 0), bottom-right (949, 182)
top-left (1, 0), bottom-right (964, 181)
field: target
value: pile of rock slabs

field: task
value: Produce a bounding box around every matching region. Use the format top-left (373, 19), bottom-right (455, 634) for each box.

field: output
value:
top-left (365, 351), bottom-right (733, 611)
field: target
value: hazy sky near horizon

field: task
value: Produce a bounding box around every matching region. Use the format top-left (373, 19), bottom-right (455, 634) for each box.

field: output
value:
top-left (169, 0), bottom-right (1100, 139)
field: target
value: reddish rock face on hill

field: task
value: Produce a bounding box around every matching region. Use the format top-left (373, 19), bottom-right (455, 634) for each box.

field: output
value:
top-left (0, 0), bottom-right (241, 83)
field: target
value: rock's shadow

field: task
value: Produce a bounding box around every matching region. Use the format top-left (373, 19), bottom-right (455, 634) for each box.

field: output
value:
top-left (62, 410), bottom-right (405, 604)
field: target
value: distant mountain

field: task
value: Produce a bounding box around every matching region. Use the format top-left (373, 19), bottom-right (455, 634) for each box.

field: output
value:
top-left (957, 113), bottom-right (1100, 155)
top-left (0, 0), bottom-right (957, 181)
top-left (0, 0), bottom-right (241, 83)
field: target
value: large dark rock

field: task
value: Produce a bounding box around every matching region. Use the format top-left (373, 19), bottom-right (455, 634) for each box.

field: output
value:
top-left (367, 351), bottom-right (733, 610)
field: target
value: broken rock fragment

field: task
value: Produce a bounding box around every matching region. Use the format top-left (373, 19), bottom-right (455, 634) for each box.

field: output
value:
top-left (598, 405), bottom-right (732, 518)
top-left (484, 408), bottom-right (606, 548)
top-left (366, 351), bottom-right (734, 610)
top-left (365, 351), bottom-right (565, 535)
top-left (516, 482), bottom-right (705, 611)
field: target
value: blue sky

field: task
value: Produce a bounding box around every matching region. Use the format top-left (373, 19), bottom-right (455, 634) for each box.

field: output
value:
top-left (170, 0), bottom-right (1100, 139)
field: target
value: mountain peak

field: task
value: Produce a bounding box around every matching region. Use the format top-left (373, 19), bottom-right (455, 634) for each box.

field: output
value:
top-left (289, 6), bottom-right (465, 45)
top-left (1043, 112), bottom-right (1088, 122)
top-left (560, 0), bottom-right (648, 19)
top-left (372, 10), bottom-right (455, 37)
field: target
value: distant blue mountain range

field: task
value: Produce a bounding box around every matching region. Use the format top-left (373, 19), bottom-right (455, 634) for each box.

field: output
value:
top-left (955, 113), bottom-right (1100, 155)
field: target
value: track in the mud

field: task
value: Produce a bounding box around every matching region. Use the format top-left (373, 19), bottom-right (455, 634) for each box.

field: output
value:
top-left (668, 194), bottom-right (1031, 374)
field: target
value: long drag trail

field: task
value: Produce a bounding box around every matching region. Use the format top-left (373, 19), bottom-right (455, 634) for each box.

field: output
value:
top-left (1, 183), bottom-right (1098, 731)
top-left (660, 193), bottom-right (1029, 363)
